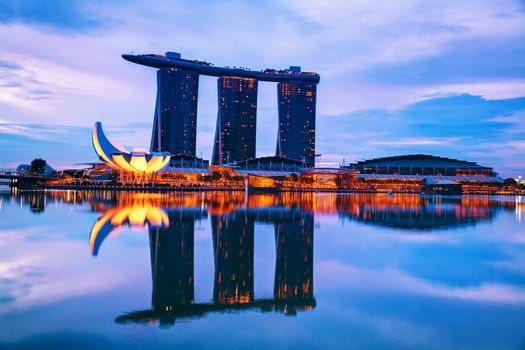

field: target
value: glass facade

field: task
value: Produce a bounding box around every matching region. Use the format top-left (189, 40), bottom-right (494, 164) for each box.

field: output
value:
top-left (151, 67), bottom-right (199, 156)
top-left (276, 81), bottom-right (317, 168)
top-left (212, 76), bottom-right (258, 165)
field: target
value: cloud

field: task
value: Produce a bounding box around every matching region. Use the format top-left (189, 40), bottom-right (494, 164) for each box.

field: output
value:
top-left (0, 0), bottom-right (524, 176)
top-left (280, 0), bottom-right (525, 76)
top-left (3, 92), bottom-right (522, 177)
top-left (371, 138), bottom-right (462, 146)
top-left (0, 122), bottom-right (166, 168)
top-left (318, 260), bottom-right (525, 304)
top-left (0, 217), bottom-right (151, 315)
top-left (0, 240), bottom-right (142, 314)
top-left (0, 57), bottom-right (54, 104)
top-left (0, 0), bottom-right (106, 32)
top-left (0, 123), bottom-right (94, 168)
top-left (0, 59), bottom-right (22, 70)
top-left (317, 94), bottom-right (525, 176)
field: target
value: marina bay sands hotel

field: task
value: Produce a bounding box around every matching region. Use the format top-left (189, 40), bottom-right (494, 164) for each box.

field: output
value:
top-left (122, 52), bottom-right (320, 167)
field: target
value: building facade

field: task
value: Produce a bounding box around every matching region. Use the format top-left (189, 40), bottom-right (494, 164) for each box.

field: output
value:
top-left (343, 154), bottom-right (497, 176)
top-left (276, 81), bottom-right (317, 167)
top-left (212, 76), bottom-right (258, 165)
top-left (123, 53), bottom-right (320, 168)
top-left (151, 67), bottom-right (199, 156)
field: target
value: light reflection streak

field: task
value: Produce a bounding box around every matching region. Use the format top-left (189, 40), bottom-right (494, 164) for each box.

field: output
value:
top-left (516, 196), bottom-right (522, 223)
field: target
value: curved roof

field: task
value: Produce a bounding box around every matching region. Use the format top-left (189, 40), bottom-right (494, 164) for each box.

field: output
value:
top-left (356, 174), bottom-right (503, 182)
top-left (92, 122), bottom-right (171, 174)
top-left (354, 154), bottom-right (489, 169)
top-left (122, 54), bottom-right (320, 83)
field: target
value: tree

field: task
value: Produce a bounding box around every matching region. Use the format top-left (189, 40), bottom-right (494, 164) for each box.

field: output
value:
top-left (504, 178), bottom-right (517, 186)
top-left (30, 158), bottom-right (47, 174)
top-left (502, 177), bottom-right (519, 192)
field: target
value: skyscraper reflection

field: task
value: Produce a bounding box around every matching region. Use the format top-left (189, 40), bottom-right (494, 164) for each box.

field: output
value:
top-left (274, 210), bottom-right (314, 314)
top-left (150, 209), bottom-right (203, 313)
top-left (212, 211), bottom-right (254, 305)
top-left (112, 204), bottom-right (315, 326)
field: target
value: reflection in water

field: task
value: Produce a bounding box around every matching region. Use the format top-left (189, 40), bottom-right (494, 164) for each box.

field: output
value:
top-left (109, 202), bottom-right (316, 326)
top-left (150, 209), bottom-right (203, 312)
top-left (70, 191), bottom-right (520, 326)
top-left (335, 195), bottom-right (514, 230)
top-left (274, 210), bottom-right (314, 309)
top-left (3, 191), bottom-right (518, 231)
top-left (1, 190), bottom-right (519, 327)
top-left (89, 203), bottom-right (169, 256)
top-left (28, 193), bottom-right (45, 214)
top-left (1, 189), bottom-right (524, 348)
top-left (212, 212), bottom-right (254, 305)
top-left (516, 196), bottom-right (523, 223)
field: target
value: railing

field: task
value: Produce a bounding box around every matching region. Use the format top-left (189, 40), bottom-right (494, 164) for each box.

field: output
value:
top-left (0, 168), bottom-right (16, 175)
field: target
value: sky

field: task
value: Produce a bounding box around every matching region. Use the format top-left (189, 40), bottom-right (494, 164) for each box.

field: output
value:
top-left (0, 0), bottom-right (524, 177)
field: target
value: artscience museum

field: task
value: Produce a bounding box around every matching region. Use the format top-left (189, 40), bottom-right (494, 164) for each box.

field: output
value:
top-left (92, 122), bottom-right (171, 178)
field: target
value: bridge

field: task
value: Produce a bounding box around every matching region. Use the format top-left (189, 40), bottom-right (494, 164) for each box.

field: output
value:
top-left (0, 173), bottom-right (55, 189)
top-left (0, 173), bottom-right (12, 186)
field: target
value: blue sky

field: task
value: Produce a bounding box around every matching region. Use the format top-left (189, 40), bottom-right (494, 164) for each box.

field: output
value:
top-left (0, 0), bottom-right (524, 177)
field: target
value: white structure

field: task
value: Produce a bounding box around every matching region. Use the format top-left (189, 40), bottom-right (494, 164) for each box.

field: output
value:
top-left (92, 122), bottom-right (171, 175)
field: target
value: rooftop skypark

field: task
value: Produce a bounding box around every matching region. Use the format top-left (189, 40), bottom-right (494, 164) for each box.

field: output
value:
top-left (122, 52), bottom-right (320, 83)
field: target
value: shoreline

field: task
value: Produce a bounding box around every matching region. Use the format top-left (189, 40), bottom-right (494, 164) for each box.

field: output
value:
top-left (6, 183), bottom-right (523, 196)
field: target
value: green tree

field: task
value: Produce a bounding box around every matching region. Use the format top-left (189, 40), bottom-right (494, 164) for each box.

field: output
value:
top-left (504, 178), bottom-right (517, 186)
top-left (30, 158), bottom-right (47, 174)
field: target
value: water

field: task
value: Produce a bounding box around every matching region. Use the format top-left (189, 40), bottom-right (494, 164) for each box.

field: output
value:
top-left (0, 190), bottom-right (524, 349)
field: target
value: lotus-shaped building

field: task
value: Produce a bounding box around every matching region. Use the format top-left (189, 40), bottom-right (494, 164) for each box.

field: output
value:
top-left (92, 122), bottom-right (171, 175)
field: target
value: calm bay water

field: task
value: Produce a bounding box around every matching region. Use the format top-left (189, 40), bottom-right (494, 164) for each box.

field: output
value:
top-left (0, 190), bottom-right (524, 349)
